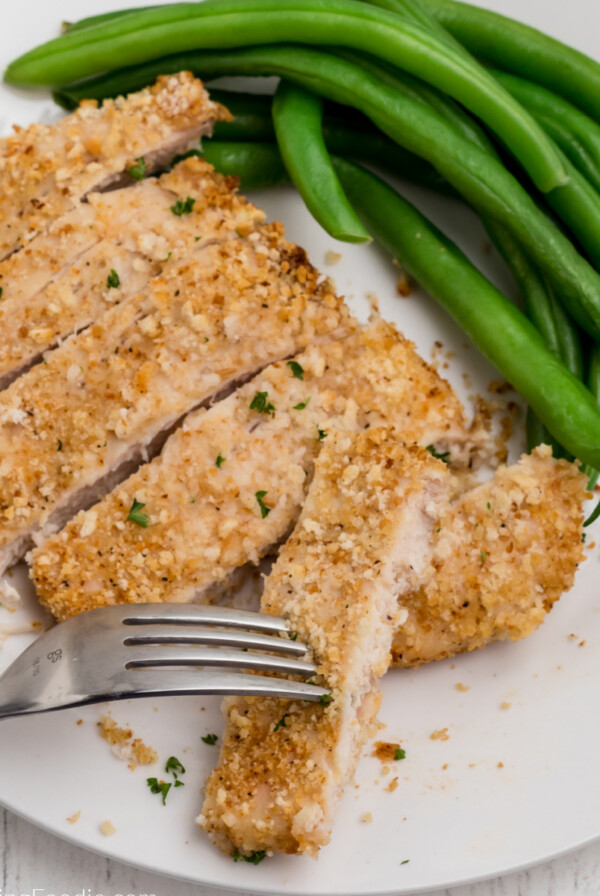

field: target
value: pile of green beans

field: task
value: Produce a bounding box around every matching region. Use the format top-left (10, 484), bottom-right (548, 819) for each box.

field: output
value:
top-left (6, 0), bottom-right (600, 478)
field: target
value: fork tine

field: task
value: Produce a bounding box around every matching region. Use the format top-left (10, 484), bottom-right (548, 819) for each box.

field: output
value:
top-left (125, 645), bottom-right (318, 676)
top-left (120, 669), bottom-right (330, 702)
top-left (118, 604), bottom-right (290, 634)
top-left (123, 626), bottom-right (308, 656)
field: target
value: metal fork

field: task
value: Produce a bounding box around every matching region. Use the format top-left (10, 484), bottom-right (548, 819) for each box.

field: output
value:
top-left (0, 604), bottom-right (329, 720)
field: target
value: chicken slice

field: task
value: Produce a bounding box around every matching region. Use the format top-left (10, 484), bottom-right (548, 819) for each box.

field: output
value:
top-left (31, 318), bottom-right (482, 622)
top-left (0, 72), bottom-right (228, 260)
top-left (391, 445), bottom-right (588, 667)
top-left (0, 223), bottom-right (350, 575)
top-left (198, 429), bottom-right (450, 856)
top-left (0, 157), bottom-right (264, 387)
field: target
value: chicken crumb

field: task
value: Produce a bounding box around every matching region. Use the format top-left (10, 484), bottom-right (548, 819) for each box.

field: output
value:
top-left (387, 777), bottom-right (399, 793)
top-left (100, 820), bottom-right (116, 836)
top-left (454, 682), bottom-right (470, 692)
top-left (497, 762), bottom-right (504, 769)
top-left (372, 741), bottom-right (403, 762)
top-left (325, 250), bottom-right (342, 265)
top-left (396, 271), bottom-right (412, 297)
top-left (66, 810), bottom-right (81, 824)
top-left (500, 701), bottom-right (511, 710)
top-left (97, 714), bottom-right (158, 769)
top-left (360, 812), bottom-right (373, 824)
top-left (430, 728), bottom-right (449, 741)
top-left (76, 719), bottom-right (83, 726)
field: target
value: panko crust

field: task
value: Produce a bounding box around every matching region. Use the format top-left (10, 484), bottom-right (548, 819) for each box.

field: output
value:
top-left (199, 431), bottom-right (450, 856)
top-left (0, 72), bottom-right (229, 259)
top-left (391, 445), bottom-right (588, 667)
top-left (31, 319), bottom-right (478, 621)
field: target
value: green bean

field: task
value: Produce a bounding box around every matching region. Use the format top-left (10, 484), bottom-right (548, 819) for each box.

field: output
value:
top-left (64, 7), bottom-right (157, 33)
top-left (586, 348), bottom-right (600, 491)
top-left (209, 89), bottom-right (276, 141)
top-left (4, 0), bottom-right (567, 194)
top-left (202, 141), bottom-right (290, 188)
top-left (331, 156), bottom-right (600, 468)
top-left (272, 81), bottom-right (370, 242)
top-left (44, 46), bottom-right (600, 338)
top-left (491, 69), bottom-right (600, 196)
top-left (545, 149), bottom-right (600, 272)
top-left (419, 0), bottom-right (600, 122)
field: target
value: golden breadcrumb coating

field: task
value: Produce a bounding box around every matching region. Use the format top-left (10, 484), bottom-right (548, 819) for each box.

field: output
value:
top-left (0, 72), bottom-right (229, 260)
top-left (31, 319), bottom-right (479, 622)
top-left (0, 223), bottom-right (350, 574)
top-left (0, 157), bottom-right (264, 386)
top-left (198, 430), bottom-right (450, 856)
top-left (391, 446), bottom-right (588, 667)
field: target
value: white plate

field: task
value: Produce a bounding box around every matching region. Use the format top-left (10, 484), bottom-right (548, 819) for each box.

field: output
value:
top-left (1, 1), bottom-right (600, 893)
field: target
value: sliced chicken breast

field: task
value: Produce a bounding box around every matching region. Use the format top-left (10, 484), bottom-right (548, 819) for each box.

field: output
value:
top-left (390, 445), bottom-right (588, 667)
top-left (0, 71), bottom-right (228, 260)
top-left (0, 157), bottom-right (264, 387)
top-left (0, 223), bottom-right (350, 575)
top-left (31, 318), bottom-right (482, 622)
top-left (198, 429), bottom-right (450, 856)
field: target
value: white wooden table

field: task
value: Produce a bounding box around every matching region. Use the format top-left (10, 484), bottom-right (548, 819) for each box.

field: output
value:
top-left (3, 808), bottom-right (600, 896)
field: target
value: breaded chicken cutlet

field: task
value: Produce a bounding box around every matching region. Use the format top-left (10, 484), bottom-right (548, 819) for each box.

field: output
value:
top-left (391, 445), bottom-right (588, 667)
top-left (0, 157), bottom-right (264, 387)
top-left (0, 72), bottom-right (228, 260)
top-left (198, 429), bottom-right (450, 856)
top-left (31, 319), bottom-right (480, 621)
top-left (0, 223), bottom-right (350, 575)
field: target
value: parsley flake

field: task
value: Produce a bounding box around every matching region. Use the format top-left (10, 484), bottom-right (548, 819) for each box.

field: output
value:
top-left (426, 445), bottom-right (450, 463)
top-left (317, 426), bottom-right (327, 441)
top-left (215, 453), bottom-right (225, 469)
top-left (584, 499), bottom-right (600, 527)
top-left (57, 438), bottom-right (63, 452)
top-left (147, 778), bottom-right (171, 805)
top-left (0, 287), bottom-right (3, 300)
top-left (106, 269), bottom-right (120, 289)
top-left (400, 859), bottom-right (410, 865)
top-left (273, 713), bottom-right (290, 732)
top-left (128, 156), bottom-right (147, 180)
top-left (320, 692), bottom-right (333, 706)
top-left (127, 498), bottom-right (149, 528)
top-left (289, 631), bottom-right (298, 641)
top-left (249, 391), bottom-right (275, 415)
top-left (480, 550), bottom-right (486, 565)
top-left (287, 360), bottom-right (304, 380)
top-left (394, 747), bottom-right (406, 761)
top-left (170, 196), bottom-right (196, 216)
top-left (486, 502), bottom-right (491, 510)
top-left (202, 733), bottom-right (218, 745)
top-left (233, 849), bottom-right (266, 865)
top-left (293, 397), bottom-right (311, 410)
top-left (255, 490), bottom-right (271, 518)
top-left (165, 756), bottom-right (186, 780)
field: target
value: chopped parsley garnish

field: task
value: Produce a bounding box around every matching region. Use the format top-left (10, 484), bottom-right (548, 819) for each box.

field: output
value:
top-left (147, 778), bottom-right (171, 805)
top-left (249, 391), bottom-right (275, 415)
top-left (215, 453), bottom-right (225, 469)
top-left (486, 502), bottom-right (491, 510)
top-left (293, 397), bottom-right (311, 410)
top-left (233, 849), bottom-right (266, 865)
top-left (480, 550), bottom-right (486, 565)
top-left (584, 499), bottom-right (600, 527)
top-left (426, 445), bottom-right (450, 463)
top-left (0, 287), bottom-right (3, 300)
top-left (255, 490), bottom-right (271, 518)
top-left (289, 631), bottom-right (298, 641)
top-left (317, 426), bottom-right (327, 441)
top-left (165, 756), bottom-right (186, 780)
top-left (394, 747), bottom-right (406, 761)
top-left (320, 692), bottom-right (333, 706)
top-left (128, 156), bottom-right (147, 180)
top-left (235, 228), bottom-right (245, 238)
top-left (127, 498), bottom-right (149, 528)
top-left (582, 533), bottom-right (587, 543)
top-left (273, 713), bottom-right (290, 732)
top-left (202, 733), bottom-right (218, 745)
top-left (287, 360), bottom-right (304, 380)
top-left (170, 196), bottom-right (196, 216)
top-left (400, 859), bottom-right (410, 865)
top-left (106, 269), bottom-right (120, 289)
top-left (57, 438), bottom-right (63, 452)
